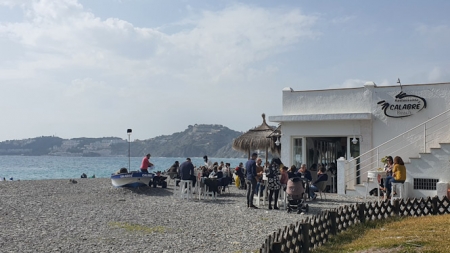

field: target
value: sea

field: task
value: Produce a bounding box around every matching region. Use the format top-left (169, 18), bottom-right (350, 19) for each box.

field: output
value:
top-left (0, 156), bottom-right (248, 181)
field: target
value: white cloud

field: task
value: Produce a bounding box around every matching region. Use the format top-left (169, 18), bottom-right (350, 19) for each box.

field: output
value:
top-left (0, 0), bottom-right (320, 141)
top-left (328, 79), bottom-right (368, 89)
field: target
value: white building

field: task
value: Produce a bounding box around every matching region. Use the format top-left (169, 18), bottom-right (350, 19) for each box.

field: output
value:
top-left (269, 82), bottom-right (450, 199)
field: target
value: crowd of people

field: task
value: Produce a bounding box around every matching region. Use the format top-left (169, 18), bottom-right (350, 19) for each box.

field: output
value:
top-left (138, 152), bottom-right (407, 205)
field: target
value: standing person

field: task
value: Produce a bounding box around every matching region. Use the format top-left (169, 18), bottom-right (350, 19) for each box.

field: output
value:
top-left (203, 155), bottom-right (213, 170)
top-left (223, 162), bottom-right (232, 181)
top-left (235, 163), bottom-right (246, 190)
top-left (246, 153), bottom-right (259, 209)
top-left (140, 153), bottom-right (154, 173)
top-left (384, 156), bottom-right (406, 198)
top-left (267, 158), bottom-right (282, 210)
top-left (255, 158), bottom-right (265, 196)
top-left (179, 158), bottom-right (196, 188)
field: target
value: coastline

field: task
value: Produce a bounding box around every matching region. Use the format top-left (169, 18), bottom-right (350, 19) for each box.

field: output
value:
top-left (0, 178), bottom-right (377, 252)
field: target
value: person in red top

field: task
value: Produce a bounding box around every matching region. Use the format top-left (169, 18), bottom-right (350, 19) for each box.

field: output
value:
top-left (140, 153), bottom-right (154, 173)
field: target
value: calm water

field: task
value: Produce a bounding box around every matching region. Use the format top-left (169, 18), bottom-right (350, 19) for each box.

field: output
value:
top-left (0, 156), bottom-right (248, 181)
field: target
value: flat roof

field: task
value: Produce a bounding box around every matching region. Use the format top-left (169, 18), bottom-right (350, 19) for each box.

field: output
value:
top-left (269, 113), bottom-right (372, 122)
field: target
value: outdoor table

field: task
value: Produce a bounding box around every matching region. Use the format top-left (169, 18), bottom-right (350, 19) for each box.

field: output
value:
top-left (366, 170), bottom-right (386, 203)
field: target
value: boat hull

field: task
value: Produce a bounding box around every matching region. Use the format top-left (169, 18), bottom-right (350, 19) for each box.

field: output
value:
top-left (111, 172), bottom-right (154, 188)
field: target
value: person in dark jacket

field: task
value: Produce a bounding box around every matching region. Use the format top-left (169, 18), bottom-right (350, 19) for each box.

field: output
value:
top-left (179, 158), bottom-right (196, 187)
top-left (309, 166), bottom-right (328, 199)
top-left (245, 153), bottom-right (258, 208)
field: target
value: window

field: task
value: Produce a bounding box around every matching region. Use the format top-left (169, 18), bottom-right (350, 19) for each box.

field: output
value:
top-left (292, 138), bottom-right (302, 168)
top-left (413, 178), bottom-right (439, 190)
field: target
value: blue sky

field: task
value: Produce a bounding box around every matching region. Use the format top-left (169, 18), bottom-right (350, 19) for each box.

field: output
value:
top-left (0, 0), bottom-right (449, 142)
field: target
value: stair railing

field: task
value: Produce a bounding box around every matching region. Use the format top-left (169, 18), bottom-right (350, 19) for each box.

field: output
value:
top-left (345, 108), bottom-right (450, 190)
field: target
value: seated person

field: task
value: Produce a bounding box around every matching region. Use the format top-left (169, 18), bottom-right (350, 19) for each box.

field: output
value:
top-left (309, 166), bottom-right (328, 200)
top-left (152, 171), bottom-right (168, 188)
top-left (209, 167), bottom-right (218, 178)
top-left (287, 165), bottom-right (297, 179)
top-left (80, 173), bottom-right (88, 178)
top-left (297, 164), bottom-right (312, 181)
top-left (167, 161), bottom-right (180, 186)
top-left (201, 166), bottom-right (210, 178)
top-left (384, 156), bottom-right (406, 198)
top-left (216, 167), bottom-right (224, 179)
top-left (280, 166), bottom-right (289, 190)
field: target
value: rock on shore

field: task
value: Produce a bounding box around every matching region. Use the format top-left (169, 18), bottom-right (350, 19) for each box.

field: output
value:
top-left (0, 179), bottom-right (376, 252)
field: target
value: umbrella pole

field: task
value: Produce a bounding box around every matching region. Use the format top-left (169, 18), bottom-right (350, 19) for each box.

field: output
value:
top-left (265, 147), bottom-right (268, 165)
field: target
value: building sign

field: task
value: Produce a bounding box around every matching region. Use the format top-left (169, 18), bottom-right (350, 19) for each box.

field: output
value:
top-left (377, 91), bottom-right (427, 118)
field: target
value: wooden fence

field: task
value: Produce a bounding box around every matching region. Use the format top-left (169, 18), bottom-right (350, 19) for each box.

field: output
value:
top-left (260, 196), bottom-right (450, 253)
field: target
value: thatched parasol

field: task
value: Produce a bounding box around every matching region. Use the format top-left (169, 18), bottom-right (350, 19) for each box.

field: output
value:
top-left (232, 113), bottom-right (278, 163)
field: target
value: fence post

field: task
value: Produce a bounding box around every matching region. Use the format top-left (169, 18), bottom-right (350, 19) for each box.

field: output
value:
top-left (432, 196), bottom-right (438, 215)
top-left (301, 222), bottom-right (310, 253)
top-left (329, 211), bottom-right (337, 235)
top-left (393, 199), bottom-right (400, 216)
top-left (271, 242), bottom-right (282, 253)
top-left (358, 203), bottom-right (365, 223)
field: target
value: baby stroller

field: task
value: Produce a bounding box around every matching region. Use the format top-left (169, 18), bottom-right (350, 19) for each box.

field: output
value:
top-left (286, 177), bottom-right (309, 214)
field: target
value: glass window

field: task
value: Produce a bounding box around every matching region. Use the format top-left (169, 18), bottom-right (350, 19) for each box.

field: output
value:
top-left (292, 138), bottom-right (302, 168)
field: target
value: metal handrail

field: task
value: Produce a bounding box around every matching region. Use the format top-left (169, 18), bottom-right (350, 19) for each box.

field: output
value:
top-left (345, 108), bottom-right (450, 188)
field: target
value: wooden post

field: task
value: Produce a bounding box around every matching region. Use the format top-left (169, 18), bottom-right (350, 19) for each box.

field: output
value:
top-left (393, 199), bottom-right (400, 216)
top-left (271, 242), bottom-right (282, 253)
top-left (301, 222), bottom-right (310, 253)
top-left (358, 203), bottom-right (365, 223)
top-left (329, 211), bottom-right (337, 235)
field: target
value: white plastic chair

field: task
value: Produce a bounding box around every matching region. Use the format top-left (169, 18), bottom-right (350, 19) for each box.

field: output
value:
top-left (180, 180), bottom-right (193, 199)
top-left (279, 184), bottom-right (287, 210)
top-left (391, 182), bottom-right (405, 204)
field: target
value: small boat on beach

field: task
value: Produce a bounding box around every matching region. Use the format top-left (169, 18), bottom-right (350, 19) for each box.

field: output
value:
top-left (110, 170), bottom-right (154, 188)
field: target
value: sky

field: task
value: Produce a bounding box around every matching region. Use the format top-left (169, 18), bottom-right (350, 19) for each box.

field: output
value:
top-left (0, 0), bottom-right (449, 142)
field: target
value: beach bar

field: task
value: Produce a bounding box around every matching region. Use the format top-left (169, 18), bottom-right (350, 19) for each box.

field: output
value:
top-left (269, 82), bottom-right (450, 199)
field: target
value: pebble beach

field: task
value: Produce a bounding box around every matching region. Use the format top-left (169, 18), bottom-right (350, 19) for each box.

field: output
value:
top-left (0, 178), bottom-right (378, 253)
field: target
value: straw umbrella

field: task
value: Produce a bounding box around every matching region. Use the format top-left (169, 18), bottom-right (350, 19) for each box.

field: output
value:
top-left (232, 113), bottom-right (278, 164)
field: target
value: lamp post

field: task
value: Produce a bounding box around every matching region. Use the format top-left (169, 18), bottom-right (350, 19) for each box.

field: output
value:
top-left (127, 129), bottom-right (132, 170)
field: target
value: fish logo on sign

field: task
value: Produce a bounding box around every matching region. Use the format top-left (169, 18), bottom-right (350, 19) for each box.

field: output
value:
top-left (377, 91), bottom-right (427, 118)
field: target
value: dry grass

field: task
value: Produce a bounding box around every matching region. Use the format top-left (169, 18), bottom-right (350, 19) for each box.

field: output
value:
top-left (313, 214), bottom-right (450, 253)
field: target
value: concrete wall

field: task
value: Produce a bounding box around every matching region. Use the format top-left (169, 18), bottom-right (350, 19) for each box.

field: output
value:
top-left (272, 82), bottom-right (450, 198)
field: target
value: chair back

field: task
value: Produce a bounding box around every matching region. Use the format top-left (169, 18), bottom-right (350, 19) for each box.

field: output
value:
top-left (316, 180), bottom-right (327, 192)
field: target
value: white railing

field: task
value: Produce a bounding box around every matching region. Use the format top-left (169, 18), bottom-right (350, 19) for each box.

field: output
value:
top-left (345, 108), bottom-right (450, 190)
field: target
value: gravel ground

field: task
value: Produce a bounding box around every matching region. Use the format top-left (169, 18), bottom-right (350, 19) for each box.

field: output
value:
top-left (0, 178), bottom-right (378, 253)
